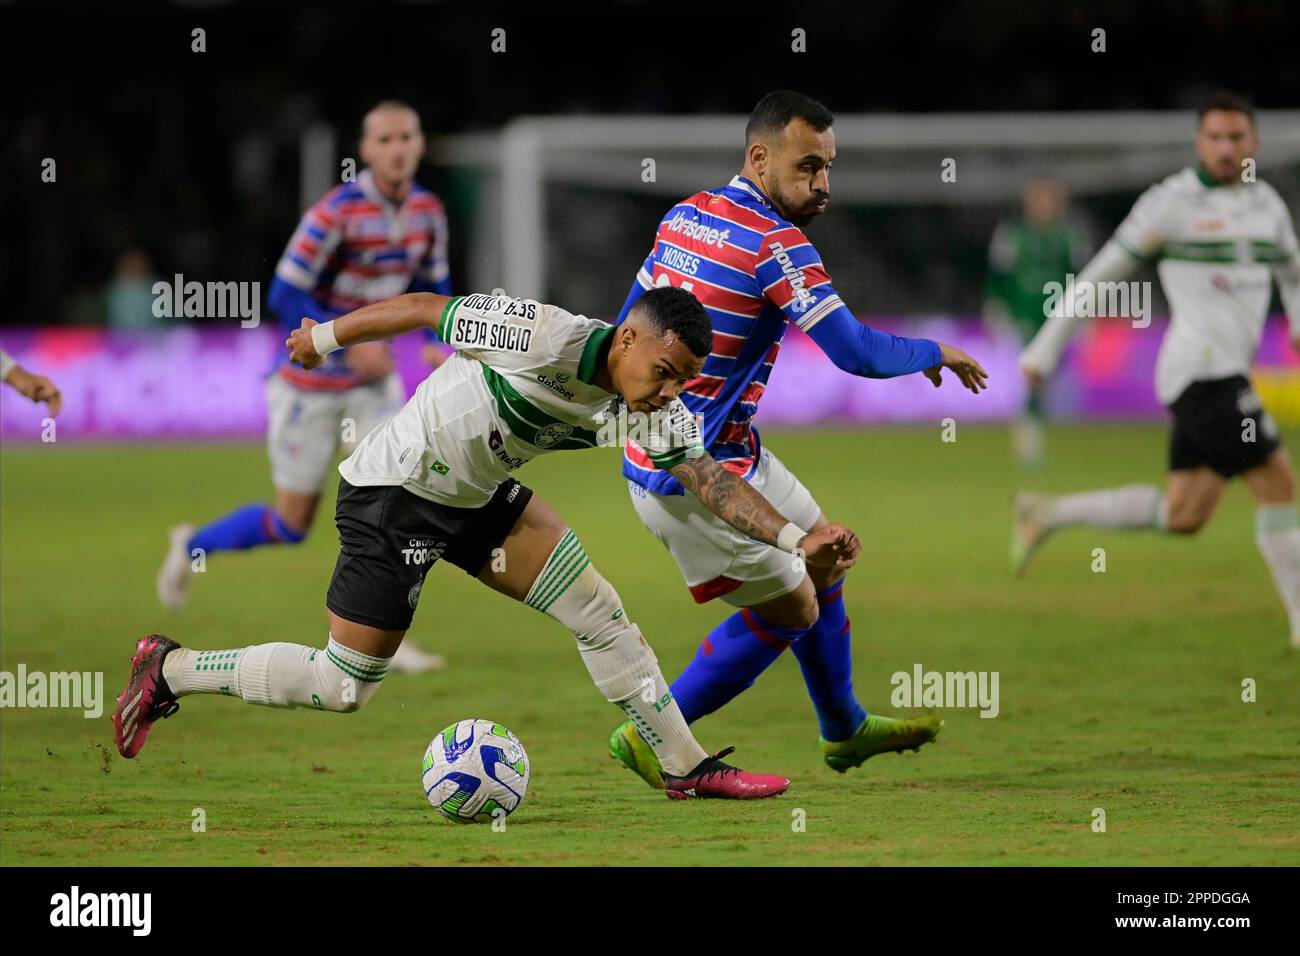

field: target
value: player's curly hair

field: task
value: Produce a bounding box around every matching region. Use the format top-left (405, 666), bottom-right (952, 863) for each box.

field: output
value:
top-left (632, 286), bottom-right (712, 358)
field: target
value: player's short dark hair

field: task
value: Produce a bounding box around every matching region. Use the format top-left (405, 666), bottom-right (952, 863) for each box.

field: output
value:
top-left (361, 100), bottom-right (421, 136)
top-left (1197, 89), bottom-right (1255, 125)
top-left (745, 90), bottom-right (834, 145)
top-left (631, 286), bottom-right (712, 358)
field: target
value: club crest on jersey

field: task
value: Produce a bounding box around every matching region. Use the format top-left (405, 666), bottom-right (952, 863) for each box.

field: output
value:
top-left (533, 422), bottom-right (573, 449)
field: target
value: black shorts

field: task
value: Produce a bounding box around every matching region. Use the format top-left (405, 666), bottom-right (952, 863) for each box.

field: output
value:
top-left (326, 477), bottom-right (533, 632)
top-left (1168, 375), bottom-right (1281, 478)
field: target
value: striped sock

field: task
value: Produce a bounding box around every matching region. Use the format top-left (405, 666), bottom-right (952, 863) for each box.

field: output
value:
top-left (523, 528), bottom-right (589, 615)
top-left (163, 636), bottom-right (389, 711)
top-left (524, 529), bottom-right (708, 775)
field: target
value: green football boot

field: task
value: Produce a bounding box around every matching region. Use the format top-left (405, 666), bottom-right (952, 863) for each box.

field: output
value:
top-left (608, 720), bottom-right (665, 789)
top-left (820, 713), bottom-right (944, 772)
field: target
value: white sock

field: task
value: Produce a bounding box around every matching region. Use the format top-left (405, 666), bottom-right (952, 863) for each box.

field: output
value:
top-left (525, 529), bottom-right (708, 776)
top-left (1255, 504), bottom-right (1300, 638)
top-left (162, 636), bottom-right (389, 711)
top-left (1044, 484), bottom-right (1167, 531)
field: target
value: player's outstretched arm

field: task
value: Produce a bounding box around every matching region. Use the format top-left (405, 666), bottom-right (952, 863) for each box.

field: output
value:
top-left (286, 292), bottom-right (451, 369)
top-left (1, 350), bottom-right (62, 416)
top-left (922, 342), bottom-right (990, 393)
top-left (668, 453), bottom-right (860, 569)
top-left (1019, 240), bottom-right (1142, 386)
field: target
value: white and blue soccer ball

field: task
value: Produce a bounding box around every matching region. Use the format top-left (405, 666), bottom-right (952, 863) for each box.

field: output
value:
top-left (421, 718), bottom-right (530, 824)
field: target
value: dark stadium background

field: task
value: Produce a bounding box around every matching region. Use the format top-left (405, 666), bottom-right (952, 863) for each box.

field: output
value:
top-left (2, 0), bottom-right (1298, 326)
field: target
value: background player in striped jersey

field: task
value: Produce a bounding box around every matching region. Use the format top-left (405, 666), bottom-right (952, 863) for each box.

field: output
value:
top-left (1015, 91), bottom-right (1300, 648)
top-left (156, 101), bottom-right (451, 672)
top-left (114, 286), bottom-right (862, 799)
top-left (607, 91), bottom-right (989, 787)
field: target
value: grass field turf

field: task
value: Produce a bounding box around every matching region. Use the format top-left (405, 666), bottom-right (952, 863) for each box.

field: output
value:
top-left (1, 424), bottom-right (1297, 866)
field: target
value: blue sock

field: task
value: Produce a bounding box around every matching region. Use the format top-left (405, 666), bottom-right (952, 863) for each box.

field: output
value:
top-left (670, 608), bottom-right (803, 724)
top-left (790, 582), bottom-right (867, 742)
top-left (188, 504), bottom-right (306, 555)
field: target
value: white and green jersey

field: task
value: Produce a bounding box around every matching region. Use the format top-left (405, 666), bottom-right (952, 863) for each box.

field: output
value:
top-left (1022, 167), bottom-right (1300, 405)
top-left (338, 293), bottom-right (705, 507)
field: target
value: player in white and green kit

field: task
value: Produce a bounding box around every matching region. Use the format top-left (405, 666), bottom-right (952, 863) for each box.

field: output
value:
top-left (1014, 92), bottom-right (1300, 647)
top-left (112, 286), bottom-right (863, 799)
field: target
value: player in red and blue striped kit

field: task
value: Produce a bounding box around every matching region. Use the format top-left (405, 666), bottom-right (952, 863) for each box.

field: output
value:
top-left (609, 91), bottom-right (989, 784)
top-left (157, 101), bottom-right (451, 672)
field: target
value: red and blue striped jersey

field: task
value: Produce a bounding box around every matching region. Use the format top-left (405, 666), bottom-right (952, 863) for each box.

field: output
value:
top-left (619, 175), bottom-right (846, 494)
top-left (272, 169), bottom-right (451, 390)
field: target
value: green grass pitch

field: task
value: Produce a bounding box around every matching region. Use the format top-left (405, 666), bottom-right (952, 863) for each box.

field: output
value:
top-left (2, 424), bottom-right (1297, 866)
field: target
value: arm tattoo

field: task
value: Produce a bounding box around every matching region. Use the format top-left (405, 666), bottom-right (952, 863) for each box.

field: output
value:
top-left (669, 455), bottom-right (788, 547)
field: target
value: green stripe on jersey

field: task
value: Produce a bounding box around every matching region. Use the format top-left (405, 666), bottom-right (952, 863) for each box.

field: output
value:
top-left (439, 296), bottom-right (463, 342)
top-left (645, 443), bottom-right (705, 471)
top-left (577, 325), bottom-right (616, 384)
top-left (481, 365), bottom-right (600, 450)
top-left (1162, 241), bottom-right (1238, 264)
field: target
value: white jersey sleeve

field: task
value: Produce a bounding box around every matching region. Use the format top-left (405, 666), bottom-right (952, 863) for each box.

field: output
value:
top-left (1019, 185), bottom-right (1166, 377)
top-left (1020, 239), bottom-right (1143, 377)
top-left (1267, 189), bottom-right (1300, 339)
top-left (635, 398), bottom-right (706, 471)
top-left (435, 293), bottom-right (560, 365)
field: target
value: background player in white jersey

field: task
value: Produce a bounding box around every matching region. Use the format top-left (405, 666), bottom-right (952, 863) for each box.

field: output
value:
top-left (1015, 91), bottom-right (1300, 647)
top-left (0, 349), bottom-right (62, 417)
top-left (156, 101), bottom-right (450, 672)
top-left (113, 286), bottom-right (863, 800)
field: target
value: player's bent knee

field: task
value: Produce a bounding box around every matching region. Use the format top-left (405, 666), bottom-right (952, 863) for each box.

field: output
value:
top-left (1165, 508), bottom-right (1208, 535)
top-left (531, 557), bottom-right (630, 649)
top-left (758, 585), bottom-right (819, 631)
top-left (315, 648), bottom-right (385, 713)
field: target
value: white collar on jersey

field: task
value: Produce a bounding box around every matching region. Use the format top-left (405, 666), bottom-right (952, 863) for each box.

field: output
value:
top-left (729, 174), bottom-right (777, 212)
top-left (358, 169), bottom-right (413, 244)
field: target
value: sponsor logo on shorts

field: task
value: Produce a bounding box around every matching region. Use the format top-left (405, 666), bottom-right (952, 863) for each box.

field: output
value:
top-left (506, 483), bottom-right (521, 503)
top-left (533, 422), bottom-right (574, 449)
top-left (403, 540), bottom-right (447, 566)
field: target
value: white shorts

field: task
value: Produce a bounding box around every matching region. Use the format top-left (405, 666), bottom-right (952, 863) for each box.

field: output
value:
top-left (266, 372), bottom-right (406, 494)
top-left (629, 446), bottom-right (823, 607)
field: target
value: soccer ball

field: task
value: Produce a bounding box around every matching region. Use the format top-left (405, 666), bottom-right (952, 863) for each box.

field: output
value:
top-left (421, 718), bottom-right (530, 824)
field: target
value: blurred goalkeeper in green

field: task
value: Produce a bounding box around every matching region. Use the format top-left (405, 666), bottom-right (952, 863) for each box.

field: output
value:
top-left (983, 178), bottom-right (1090, 468)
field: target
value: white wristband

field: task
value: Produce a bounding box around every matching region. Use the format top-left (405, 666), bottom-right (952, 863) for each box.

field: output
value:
top-left (310, 321), bottom-right (342, 356)
top-left (776, 522), bottom-right (806, 554)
